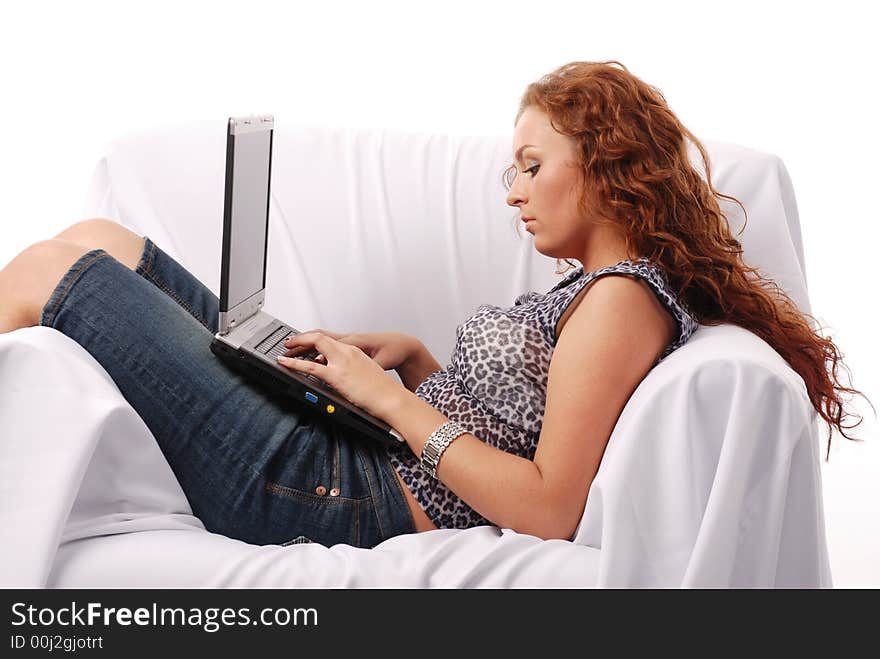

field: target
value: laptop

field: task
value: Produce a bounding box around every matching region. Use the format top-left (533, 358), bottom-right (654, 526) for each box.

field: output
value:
top-left (209, 115), bottom-right (405, 446)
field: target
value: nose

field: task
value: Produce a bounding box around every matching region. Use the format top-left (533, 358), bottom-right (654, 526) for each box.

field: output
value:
top-left (506, 170), bottom-right (527, 208)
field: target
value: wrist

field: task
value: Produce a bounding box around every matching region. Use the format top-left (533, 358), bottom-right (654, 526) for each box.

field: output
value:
top-left (405, 336), bottom-right (431, 368)
top-left (396, 340), bottom-right (438, 391)
top-left (402, 336), bottom-right (425, 367)
top-left (420, 420), bottom-right (468, 479)
top-left (375, 379), bottom-right (417, 423)
top-left (374, 384), bottom-right (457, 460)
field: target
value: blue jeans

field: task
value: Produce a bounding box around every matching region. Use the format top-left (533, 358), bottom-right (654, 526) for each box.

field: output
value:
top-left (39, 237), bottom-right (418, 548)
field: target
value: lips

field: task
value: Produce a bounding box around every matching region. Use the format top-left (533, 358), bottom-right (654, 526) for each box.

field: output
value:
top-left (522, 217), bottom-right (535, 223)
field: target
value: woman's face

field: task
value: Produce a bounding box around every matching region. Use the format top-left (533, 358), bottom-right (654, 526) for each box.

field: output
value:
top-left (506, 106), bottom-right (591, 260)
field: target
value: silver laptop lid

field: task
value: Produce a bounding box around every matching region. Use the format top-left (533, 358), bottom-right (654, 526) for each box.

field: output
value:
top-left (218, 114), bottom-right (274, 336)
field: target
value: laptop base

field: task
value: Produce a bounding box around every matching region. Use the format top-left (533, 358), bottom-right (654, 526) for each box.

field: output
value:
top-left (210, 335), bottom-right (406, 448)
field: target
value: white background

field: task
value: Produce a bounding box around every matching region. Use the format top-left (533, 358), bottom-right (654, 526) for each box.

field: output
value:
top-left (2, 0), bottom-right (877, 586)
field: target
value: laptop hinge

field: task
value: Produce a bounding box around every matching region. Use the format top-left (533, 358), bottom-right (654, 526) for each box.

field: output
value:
top-left (218, 289), bottom-right (265, 336)
top-left (214, 309), bottom-right (276, 350)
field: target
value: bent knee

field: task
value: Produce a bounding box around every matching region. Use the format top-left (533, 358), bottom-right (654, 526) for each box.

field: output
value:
top-left (53, 218), bottom-right (145, 270)
top-left (12, 239), bottom-right (90, 267)
top-left (54, 217), bottom-right (124, 241)
top-left (47, 235), bottom-right (96, 253)
top-left (16, 240), bottom-right (97, 281)
top-left (3, 239), bottom-right (94, 324)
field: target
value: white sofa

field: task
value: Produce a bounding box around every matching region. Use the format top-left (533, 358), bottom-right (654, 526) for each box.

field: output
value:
top-left (0, 120), bottom-right (831, 587)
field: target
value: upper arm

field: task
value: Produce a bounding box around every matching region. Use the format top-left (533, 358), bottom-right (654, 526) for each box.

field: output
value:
top-left (533, 275), bottom-right (676, 539)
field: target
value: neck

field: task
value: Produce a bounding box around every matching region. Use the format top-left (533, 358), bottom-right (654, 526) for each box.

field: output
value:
top-left (578, 226), bottom-right (639, 273)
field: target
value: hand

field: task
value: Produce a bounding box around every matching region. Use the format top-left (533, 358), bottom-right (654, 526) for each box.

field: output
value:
top-left (276, 331), bottom-right (405, 419)
top-left (282, 329), bottom-right (420, 371)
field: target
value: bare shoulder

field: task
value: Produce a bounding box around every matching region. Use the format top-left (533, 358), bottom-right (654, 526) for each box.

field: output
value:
top-left (534, 274), bottom-right (678, 539)
top-left (556, 274), bottom-right (676, 356)
top-left (551, 273), bottom-right (677, 407)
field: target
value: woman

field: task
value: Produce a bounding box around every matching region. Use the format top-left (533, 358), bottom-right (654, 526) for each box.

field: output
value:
top-left (0, 61), bottom-right (867, 549)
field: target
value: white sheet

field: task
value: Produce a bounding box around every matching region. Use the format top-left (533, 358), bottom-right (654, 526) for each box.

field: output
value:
top-left (2, 328), bottom-right (599, 588)
top-left (0, 324), bottom-right (829, 588)
top-left (0, 123), bottom-right (831, 588)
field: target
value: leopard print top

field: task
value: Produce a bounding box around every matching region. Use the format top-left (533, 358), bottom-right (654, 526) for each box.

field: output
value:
top-left (385, 258), bottom-right (699, 530)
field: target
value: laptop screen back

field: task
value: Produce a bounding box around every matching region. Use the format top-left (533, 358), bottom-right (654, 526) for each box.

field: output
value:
top-left (220, 116), bottom-right (273, 313)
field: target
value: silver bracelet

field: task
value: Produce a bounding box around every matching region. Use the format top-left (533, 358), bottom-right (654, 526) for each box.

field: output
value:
top-left (420, 420), bottom-right (468, 479)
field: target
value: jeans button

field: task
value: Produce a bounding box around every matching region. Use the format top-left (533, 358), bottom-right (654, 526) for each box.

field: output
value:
top-left (329, 487), bottom-right (340, 497)
top-left (315, 485), bottom-right (327, 496)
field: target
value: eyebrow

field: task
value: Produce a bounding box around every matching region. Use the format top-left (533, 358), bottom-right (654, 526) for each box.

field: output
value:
top-left (514, 144), bottom-right (537, 164)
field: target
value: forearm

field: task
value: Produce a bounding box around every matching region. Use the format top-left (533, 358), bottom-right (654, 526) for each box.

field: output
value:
top-left (378, 391), bottom-right (568, 539)
top-left (395, 341), bottom-right (442, 392)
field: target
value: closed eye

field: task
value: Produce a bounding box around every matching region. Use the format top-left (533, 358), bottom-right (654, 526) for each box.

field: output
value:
top-left (524, 164), bottom-right (540, 176)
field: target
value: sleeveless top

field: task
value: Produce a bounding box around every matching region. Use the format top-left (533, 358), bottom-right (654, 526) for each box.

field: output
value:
top-left (384, 258), bottom-right (700, 530)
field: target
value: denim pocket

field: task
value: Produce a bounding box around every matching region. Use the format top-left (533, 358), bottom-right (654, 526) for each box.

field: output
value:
top-left (265, 428), bottom-right (347, 500)
top-left (264, 427), bottom-right (372, 547)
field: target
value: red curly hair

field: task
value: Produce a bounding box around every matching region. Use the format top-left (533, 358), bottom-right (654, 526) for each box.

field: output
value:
top-left (503, 60), bottom-right (871, 460)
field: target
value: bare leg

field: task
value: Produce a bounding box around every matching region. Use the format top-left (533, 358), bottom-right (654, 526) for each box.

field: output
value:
top-left (52, 218), bottom-right (145, 270)
top-left (0, 219), bottom-right (146, 335)
top-left (0, 240), bottom-right (92, 334)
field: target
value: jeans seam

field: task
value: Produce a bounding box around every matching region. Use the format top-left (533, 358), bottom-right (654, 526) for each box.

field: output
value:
top-left (388, 461), bottom-right (419, 533)
top-left (353, 499), bottom-right (360, 547)
top-left (136, 237), bottom-right (157, 279)
top-left (264, 481), bottom-right (368, 504)
top-left (136, 239), bottom-right (212, 331)
top-left (355, 445), bottom-right (386, 540)
top-left (332, 435), bottom-right (341, 493)
top-left (142, 271), bottom-right (211, 331)
top-left (41, 251), bottom-right (112, 327)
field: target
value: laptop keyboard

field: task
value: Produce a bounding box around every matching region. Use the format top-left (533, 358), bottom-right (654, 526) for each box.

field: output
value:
top-left (256, 326), bottom-right (297, 358)
top-left (255, 326), bottom-right (331, 389)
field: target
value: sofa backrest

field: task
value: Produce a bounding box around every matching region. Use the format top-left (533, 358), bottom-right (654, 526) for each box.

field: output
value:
top-left (83, 120), bottom-right (811, 367)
